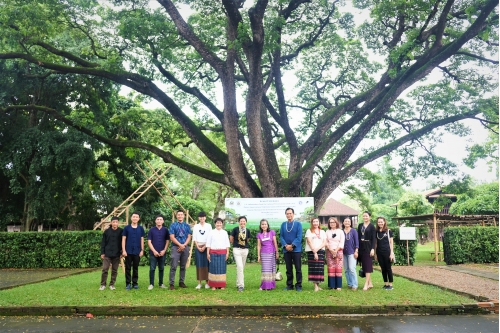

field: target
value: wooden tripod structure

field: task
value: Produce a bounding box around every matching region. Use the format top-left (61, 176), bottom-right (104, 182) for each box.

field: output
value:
top-left (93, 162), bottom-right (197, 268)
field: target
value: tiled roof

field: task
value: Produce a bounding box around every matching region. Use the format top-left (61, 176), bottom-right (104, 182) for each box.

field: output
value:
top-left (318, 198), bottom-right (359, 216)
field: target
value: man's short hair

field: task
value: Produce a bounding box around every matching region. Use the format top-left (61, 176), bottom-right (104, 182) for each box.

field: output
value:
top-left (198, 211), bottom-right (207, 217)
top-left (111, 216), bottom-right (119, 222)
top-left (176, 210), bottom-right (185, 215)
top-left (155, 214), bottom-right (164, 220)
top-left (131, 211), bottom-right (140, 217)
top-left (285, 207), bottom-right (294, 214)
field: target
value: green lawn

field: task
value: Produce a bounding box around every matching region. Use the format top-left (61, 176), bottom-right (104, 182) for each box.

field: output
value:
top-left (414, 242), bottom-right (446, 266)
top-left (0, 263), bottom-right (472, 306)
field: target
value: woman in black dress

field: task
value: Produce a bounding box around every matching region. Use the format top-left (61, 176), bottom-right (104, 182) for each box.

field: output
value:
top-left (357, 211), bottom-right (376, 291)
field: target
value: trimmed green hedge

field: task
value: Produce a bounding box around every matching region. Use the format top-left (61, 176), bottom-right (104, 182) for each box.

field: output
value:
top-left (0, 224), bottom-right (418, 268)
top-left (443, 226), bottom-right (499, 265)
top-left (0, 231), bottom-right (102, 268)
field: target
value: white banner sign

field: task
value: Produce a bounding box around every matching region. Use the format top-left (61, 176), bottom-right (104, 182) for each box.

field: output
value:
top-left (224, 197), bottom-right (314, 227)
top-left (399, 227), bottom-right (416, 240)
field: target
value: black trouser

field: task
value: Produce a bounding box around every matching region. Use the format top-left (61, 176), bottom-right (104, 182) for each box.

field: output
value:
top-left (125, 254), bottom-right (141, 286)
top-left (377, 251), bottom-right (393, 283)
top-left (284, 251), bottom-right (302, 288)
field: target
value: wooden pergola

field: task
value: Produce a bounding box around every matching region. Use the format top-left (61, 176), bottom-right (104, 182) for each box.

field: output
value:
top-left (394, 213), bottom-right (498, 262)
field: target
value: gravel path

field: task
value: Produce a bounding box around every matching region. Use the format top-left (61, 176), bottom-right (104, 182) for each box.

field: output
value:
top-left (392, 265), bottom-right (499, 301)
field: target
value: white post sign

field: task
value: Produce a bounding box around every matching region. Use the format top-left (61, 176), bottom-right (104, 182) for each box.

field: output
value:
top-left (399, 227), bottom-right (417, 240)
top-left (398, 227), bottom-right (416, 266)
top-left (224, 197), bottom-right (314, 227)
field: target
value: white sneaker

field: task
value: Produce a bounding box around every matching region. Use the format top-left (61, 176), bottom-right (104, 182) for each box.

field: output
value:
top-left (99, 285), bottom-right (106, 291)
top-left (159, 284), bottom-right (167, 289)
top-left (205, 284), bottom-right (210, 289)
top-left (109, 285), bottom-right (116, 290)
top-left (195, 284), bottom-right (202, 289)
top-left (148, 284), bottom-right (154, 290)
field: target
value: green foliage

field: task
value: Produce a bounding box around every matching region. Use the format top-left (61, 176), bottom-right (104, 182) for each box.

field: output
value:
top-left (443, 226), bottom-right (499, 264)
top-left (449, 182), bottom-right (499, 215)
top-left (0, 231), bottom-right (102, 268)
top-left (397, 192), bottom-right (434, 216)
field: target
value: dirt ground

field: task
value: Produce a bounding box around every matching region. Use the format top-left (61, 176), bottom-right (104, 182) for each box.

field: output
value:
top-left (392, 264), bottom-right (499, 301)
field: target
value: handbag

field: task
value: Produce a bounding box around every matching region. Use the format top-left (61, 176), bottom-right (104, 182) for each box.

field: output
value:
top-left (359, 268), bottom-right (365, 278)
top-left (275, 258), bottom-right (283, 281)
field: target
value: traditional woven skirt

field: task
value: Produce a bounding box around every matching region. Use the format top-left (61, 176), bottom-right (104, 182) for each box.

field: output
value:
top-left (307, 250), bottom-right (325, 283)
top-left (260, 252), bottom-right (276, 290)
top-left (195, 246), bottom-right (209, 281)
top-left (327, 249), bottom-right (343, 289)
top-left (208, 249), bottom-right (227, 288)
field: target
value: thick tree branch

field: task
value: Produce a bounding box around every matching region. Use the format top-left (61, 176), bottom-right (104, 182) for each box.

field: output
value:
top-left (1, 105), bottom-right (230, 185)
top-left (157, 0), bottom-right (225, 75)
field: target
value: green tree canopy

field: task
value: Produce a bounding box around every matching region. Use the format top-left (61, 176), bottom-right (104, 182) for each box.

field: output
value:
top-left (449, 181), bottom-right (499, 215)
top-left (0, 0), bottom-right (498, 212)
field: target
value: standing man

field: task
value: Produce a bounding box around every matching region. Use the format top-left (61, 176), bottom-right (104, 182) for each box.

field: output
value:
top-left (280, 208), bottom-right (303, 291)
top-left (147, 214), bottom-right (170, 290)
top-left (99, 216), bottom-right (123, 290)
top-left (169, 210), bottom-right (192, 290)
top-left (122, 212), bottom-right (145, 290)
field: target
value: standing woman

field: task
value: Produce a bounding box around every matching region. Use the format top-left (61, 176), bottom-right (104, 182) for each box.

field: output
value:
top-left (230, 216), bottom-right (252, 292)
top-left (206, 218), bottom-right (230, 290)
top-left (358, 211), bottom-right (376, 291)
top-left (257, 219), bottom-right (279, 290)
top-left (305, 217), bottom-right (327, 292)
top-left (326, 217), bottom-right (345, 290)
top-left (375, 217), bottom-right (395, 290)
top-left (192, 211), bottom-right (212, 289)
top-left (342, 218), bottom-right (359, 290)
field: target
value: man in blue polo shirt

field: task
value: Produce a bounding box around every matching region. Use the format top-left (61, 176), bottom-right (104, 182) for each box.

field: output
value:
top-left (280, 207), bottom-right (303, 291)
top-left (169, 210), bottom-right (192, 290)
top-left (122, 212), bottom-right (145, 290)
top-left (147, 214), bottom-right (170, 290)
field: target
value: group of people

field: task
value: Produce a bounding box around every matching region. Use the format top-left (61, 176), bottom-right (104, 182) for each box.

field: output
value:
top-left (100, 208), bottom-right (395, 292)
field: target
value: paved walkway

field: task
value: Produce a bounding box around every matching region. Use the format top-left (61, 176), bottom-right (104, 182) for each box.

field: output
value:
top-left (0, 314), bottom-right (498, 333)
top-left (0, 269), bottom-right (95, 290)
top-left (437, 265), bottom-right (499, 280)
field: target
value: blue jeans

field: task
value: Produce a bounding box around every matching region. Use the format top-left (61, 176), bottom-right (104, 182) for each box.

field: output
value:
top-left (149, 254), bottom-right (166, 286)
top-left (343, 253), bottom-right (358, 289)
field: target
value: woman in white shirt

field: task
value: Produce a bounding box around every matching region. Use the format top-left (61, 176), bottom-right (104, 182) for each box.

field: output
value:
top-left (305, 217), bottom-right (327, 292)
top-left (192, 211), bottom-right (212, 289)
top-left (206, 218), bottom-right (230, 290)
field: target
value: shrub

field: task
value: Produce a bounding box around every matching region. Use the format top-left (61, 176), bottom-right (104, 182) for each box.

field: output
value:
top-left (443, 226), bottom-right (499, 265)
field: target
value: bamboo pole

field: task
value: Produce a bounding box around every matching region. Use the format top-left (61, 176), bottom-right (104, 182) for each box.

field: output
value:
top-left (433, 213), bottom-right (438, 263)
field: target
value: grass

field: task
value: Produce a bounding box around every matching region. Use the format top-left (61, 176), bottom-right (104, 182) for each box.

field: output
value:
top-left (414, 242), bottom-right (447, 266)
top-left (0, 263), bottom-right (473, 307)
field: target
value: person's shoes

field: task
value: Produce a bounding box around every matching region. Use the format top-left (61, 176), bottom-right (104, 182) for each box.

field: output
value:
top-left (133, 285), bottom-right (139, 290)
top-left (159, 284), bottom-right (167, 289)
top-left (99, 285), bottom-right (106, 291)
top-left (195, 284), bottom-right (202, 290)
top-left (126, 284), bottom-right (132, 290)
top-left (383, 285), bottom-right (388, 289)
top-left (169, 284), bottom-right (175, 290)
top-left (385, 285), bottom-right (393, 290)
top-left (179, 282), bottom-right (188, 288)
top-left (148, 284), bottom-right (154, 290)
top-left (296, 287), bottom-right (302, 292)
top-left (351, 287), bottom-right (358, 291)
top-left (283, 286), bottom-right (293, 291)
top-left (205, 284), bottom-right (210, 289)
top-left (109, 285), bottom-right (116, 290)
top-left (237, 286), bottom-right (244, 292)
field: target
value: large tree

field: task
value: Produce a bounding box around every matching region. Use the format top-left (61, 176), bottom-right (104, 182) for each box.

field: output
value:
top-left (0, 0), bottom-right (498, 212)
